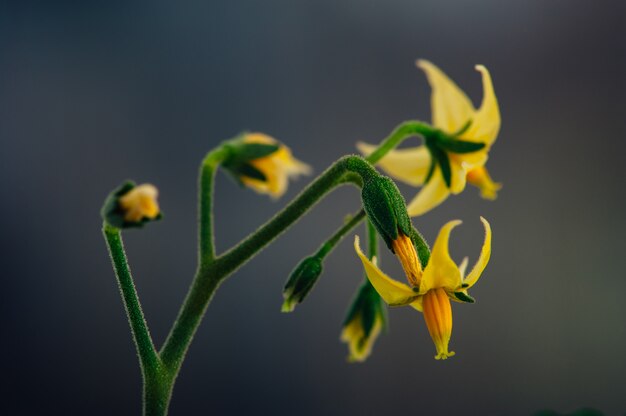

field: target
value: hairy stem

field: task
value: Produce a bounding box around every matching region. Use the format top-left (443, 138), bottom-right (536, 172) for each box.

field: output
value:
top-left (315, 209), bottom-right (366, 259)
top-left (199, 147), bottom-right (230, 265)
top-left (103, 225), bottom-right (160, 380)
top-left (367, 219), bottom-right (378, 260)
top-left (214, 155), bottom-right (375, 278)
top-left (365, 120), bottom-right (433, 164)
top-left (159, 155), bottom-right (376, 374)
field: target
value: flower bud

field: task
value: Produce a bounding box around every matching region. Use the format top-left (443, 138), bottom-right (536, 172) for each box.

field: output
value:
top-left (101, 181), bottom-right (162, 229)
top-left (222, 133), bottom-right (311, 199)
top-left (281, 256), bottom-right (323, 312)
top-left (340, 280), bottom-right (386, 362)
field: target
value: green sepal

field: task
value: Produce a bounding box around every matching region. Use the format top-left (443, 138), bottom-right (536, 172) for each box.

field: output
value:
top-left (221, 134), bottom-right (280, 185)
top-left (451, 119), bottom-right (473, 136)
top-left (281, 256), bottom-right (324, 312)
top-left (436, 136), bottom-right (486, 154)
top-left (434, 145), bottom-right (452, 188)
top-left (424, 136), bottom-right (451, 188)
top-left (452, 291), bottom-right (476, 303)
top-left (100, 181), bottom-right (163, 229)
top-left (424, 155), bottom-right (437, 185)
top-left (232, 142), bottom-right (279, 160)
top-left (233, 163), bottom-right (267, 182)
top-left (361, 175), bottom-right (412, 251)
top-left (222, 134), bottom-right (280, 165)
top-left (222, 162), bottom-right (268, 189)
top-left (409, 226), bottom-right (430, 269)
top-left (342, 279), bottom-right (387, 337)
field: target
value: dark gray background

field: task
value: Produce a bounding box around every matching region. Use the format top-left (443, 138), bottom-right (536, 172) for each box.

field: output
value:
top-left (2, 1), bottom-right (625, 415)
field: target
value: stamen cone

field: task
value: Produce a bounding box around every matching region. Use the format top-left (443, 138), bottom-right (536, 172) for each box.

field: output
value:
top-left (422, 288), bottom-right (455, 360)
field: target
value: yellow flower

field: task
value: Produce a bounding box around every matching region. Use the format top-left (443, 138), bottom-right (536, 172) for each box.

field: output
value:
top-left (118, 184), bottom-right (160, 223)
top-left (358, 60), bottom-right (501, 216)
top-left (354, 217), bottom-right (491, 360)
top-left (340, 281), bottom-right (386, 362)
top-left (238, 133), bottom-right (311, 198)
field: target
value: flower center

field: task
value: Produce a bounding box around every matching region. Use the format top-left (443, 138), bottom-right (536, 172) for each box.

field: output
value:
top-left (391, 232), bottom-right (422, 287)
top-left (422, 288), bottom-right (455, 360)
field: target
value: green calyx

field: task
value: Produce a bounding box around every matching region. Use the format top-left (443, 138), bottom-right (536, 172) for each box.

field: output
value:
top-left (281, 256), bottom-right (324, 312)
top-left (221, 134), bottom-right (280, 185)
top-left (423, 123), bottom-right (486, 188)
top-left (361, 175), bottom-right (412, 251)
top-left (452, 291), bottom-right (476, 303)
top-left (100, 181), bottom-right (163, 229)
top-left (343, 280), bottom-right (387, 338)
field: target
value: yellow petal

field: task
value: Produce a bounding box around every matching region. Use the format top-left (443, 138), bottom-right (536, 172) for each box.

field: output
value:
top-left (354, 236), bottom-right (418, 306)
top-left (458, 257), bottom-right (469, 279)
top-left (420, 220), bottom-right (463, 292)
top-left (417, 60), bottom-right (474, 134)
top-left (357, 142), bottom-right (431, 187)
top-left (118, 184), bottom-right (160, 222)
top-left (466, 166), bottom-right (502, 200)
top-left (406, 170), bottom-right (451, 217)
top-left (340, 313), bottom-right (383, 363)
top-left (451, 149), bottom-right (489, 172)
top-left (463, 217), bottom-right (492, 289)
top-left (449, 158), bottom-right (468, 194)
top-left (409, 296), bottom-right (424, 312)
top-left (462, 65), bottom-right (500, 146)
top-left (240, 133), bottom-right (311, 199)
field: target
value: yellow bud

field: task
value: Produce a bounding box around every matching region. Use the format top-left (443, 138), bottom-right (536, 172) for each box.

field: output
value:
top-left (118, 184), bottom-right (160, 222)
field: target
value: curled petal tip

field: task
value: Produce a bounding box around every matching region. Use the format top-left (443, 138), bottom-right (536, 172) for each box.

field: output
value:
top-left (415, 59), bottom-right (431, 69)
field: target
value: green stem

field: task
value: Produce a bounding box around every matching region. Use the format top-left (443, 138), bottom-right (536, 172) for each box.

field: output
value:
top-left (365, 120), bottom-right (433, 164)
top-left (143, 371), bottom-right (175, 416)
top-left (102, 225), bottom-right (160, 381)
top-left (158, 264), bottom-right (222, 372)
top-left (366, 219), bottom-right (378, 260)
top-left (199, 147), bottom-right (230, 265)
top-left (214, 155), bottom-right (375, 278)
top-left (314, 209), bottom-right (366, 259)
top-left (159, 155), bottom-right (376, 374)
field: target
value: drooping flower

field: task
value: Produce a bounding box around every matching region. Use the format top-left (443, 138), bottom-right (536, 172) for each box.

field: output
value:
top-left (225, 133), bottom-right (311, 199)
top-left (358, 60), bottom-right (501, 216)
top-left (340, 280), bottom-right (386, 362)
top-left (354, 217), bottom-right (491, 359)
top-left (118, 184), bottom-right (161, 222)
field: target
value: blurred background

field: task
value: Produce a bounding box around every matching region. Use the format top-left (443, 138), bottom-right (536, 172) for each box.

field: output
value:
top-left (1, 1), bottom-right (625, 415)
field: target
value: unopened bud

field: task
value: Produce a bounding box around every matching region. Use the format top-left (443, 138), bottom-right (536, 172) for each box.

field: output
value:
top-left (281, 256), bottom-right (323, 312)
top-left (101, 181), bottom-right (162, 229)
top-left (222, 133), bottom-right (310, 199)
top-left (340, 280), bottom-right (386, 362)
